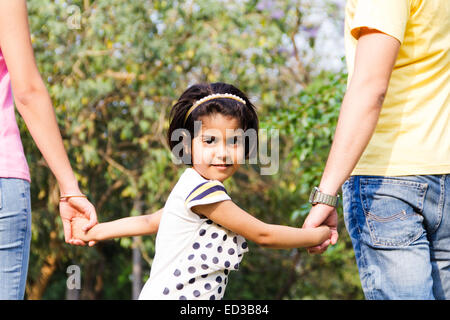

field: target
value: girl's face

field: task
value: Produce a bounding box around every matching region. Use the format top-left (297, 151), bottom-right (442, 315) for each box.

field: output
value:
top-left (191, 113), bottom-right (245, 182)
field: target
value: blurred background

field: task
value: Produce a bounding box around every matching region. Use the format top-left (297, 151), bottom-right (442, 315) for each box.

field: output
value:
top-left (21, 0), bottom-right (363, 299)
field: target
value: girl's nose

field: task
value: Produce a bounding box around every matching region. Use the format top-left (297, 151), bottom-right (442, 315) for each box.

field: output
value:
top-left (215, 142), bottom-right (231, 162)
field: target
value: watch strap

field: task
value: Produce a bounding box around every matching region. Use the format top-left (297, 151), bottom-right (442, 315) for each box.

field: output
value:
top-left (309, 187), bottom-right (339, 208)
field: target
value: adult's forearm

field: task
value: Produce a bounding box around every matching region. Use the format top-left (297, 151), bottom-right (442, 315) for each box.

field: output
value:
top-left (15, 88), bottom-right (80, 195)
top-left (318, 84), bottom-right (384, 196)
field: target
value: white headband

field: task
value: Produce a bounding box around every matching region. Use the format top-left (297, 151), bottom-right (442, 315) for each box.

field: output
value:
top-left (184, 93), bottom-right (246, 124)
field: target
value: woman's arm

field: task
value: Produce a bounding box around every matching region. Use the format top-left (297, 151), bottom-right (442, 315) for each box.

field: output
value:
top-left (192, 201), bottom-right (330, 249)
top-left (72, 209), bottom-right (163, 242)
top-left (0, 0), bottom-right (81, 196)
top-left (0, 0), bottom-right (97, 244)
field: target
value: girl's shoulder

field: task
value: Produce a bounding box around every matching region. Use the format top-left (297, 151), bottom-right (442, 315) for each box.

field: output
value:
top-left (179, 169), bottom-right (230, 210)
top-left (165, 168), bottom-right (231, 220)
top-left (176, 168), bottom-right (226, 196)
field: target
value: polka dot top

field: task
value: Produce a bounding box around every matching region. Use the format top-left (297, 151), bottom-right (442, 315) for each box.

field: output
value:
top-left (139, 168), bottom-right (249, 300)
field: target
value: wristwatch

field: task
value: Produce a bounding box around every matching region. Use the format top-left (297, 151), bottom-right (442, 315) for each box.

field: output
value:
top-left (309, 187), bottom-right (339, 208)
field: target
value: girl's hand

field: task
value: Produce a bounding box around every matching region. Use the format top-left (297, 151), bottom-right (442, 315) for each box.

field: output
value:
top-left (313, 225), bottom-right (332, 245)
top-left (303, 204), bottom-right (338, 254)
top-left (71, 217), bottom-right (96, 244)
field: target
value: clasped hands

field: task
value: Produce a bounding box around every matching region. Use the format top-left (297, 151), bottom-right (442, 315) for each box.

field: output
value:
top-left (59, 195), bottom-right (97, 246)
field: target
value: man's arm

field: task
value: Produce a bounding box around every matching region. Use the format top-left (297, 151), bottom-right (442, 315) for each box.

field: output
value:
top-left (303, 28), bottom-right (400, 253)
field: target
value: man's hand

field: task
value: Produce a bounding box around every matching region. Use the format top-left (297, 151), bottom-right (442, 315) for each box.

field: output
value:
top-left (302, 204), bottom-right (338, 254)
top-left (59, 197), bottom-right (98, 247)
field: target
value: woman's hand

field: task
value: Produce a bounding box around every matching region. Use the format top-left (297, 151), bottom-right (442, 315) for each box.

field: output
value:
top-left (59, 197), bottom-right (98, 246)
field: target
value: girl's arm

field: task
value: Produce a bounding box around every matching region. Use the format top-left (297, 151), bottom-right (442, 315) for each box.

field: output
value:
top-left (72, 209), bottom-right (163, 242)
top-left (0, 0), bottom-right (97, 244)
top-left (192, 201), bottom-right (330, 249)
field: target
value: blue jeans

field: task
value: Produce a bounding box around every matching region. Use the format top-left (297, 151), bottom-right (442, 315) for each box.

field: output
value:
top-left (0, 178), bottom-right (32, 300)
top-left (342, 175), bottom-right (450, 300)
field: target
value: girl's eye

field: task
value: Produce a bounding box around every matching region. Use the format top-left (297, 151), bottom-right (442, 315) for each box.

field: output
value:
top-left (204, 137), bottom-right (216, 144)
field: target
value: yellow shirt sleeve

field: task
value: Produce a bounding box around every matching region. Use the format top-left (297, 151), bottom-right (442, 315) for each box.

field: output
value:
top-left (351, 0), bottom-right (410, 43)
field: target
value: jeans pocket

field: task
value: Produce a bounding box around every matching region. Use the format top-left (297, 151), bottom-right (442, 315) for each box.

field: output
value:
top-left (360, 177), bottom-right (428, 247)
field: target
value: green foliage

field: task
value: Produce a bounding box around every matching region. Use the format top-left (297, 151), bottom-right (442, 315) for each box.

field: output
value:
top-left (22, 0), bottom-right (363, 299)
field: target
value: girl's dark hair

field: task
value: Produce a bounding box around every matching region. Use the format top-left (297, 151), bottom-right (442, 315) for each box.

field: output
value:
top-left (168, 82), bottom-right (259, 164)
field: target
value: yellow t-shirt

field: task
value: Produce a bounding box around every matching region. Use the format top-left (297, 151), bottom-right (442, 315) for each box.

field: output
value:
top-left (345, 0), bottom-right (450, 176)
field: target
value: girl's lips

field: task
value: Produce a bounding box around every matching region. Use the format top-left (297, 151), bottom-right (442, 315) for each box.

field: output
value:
top-left (211, 164), bottom-right (232, 170)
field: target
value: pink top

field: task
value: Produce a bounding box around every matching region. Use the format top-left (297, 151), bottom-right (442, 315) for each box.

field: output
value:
top-left (0, 48), bottom-right (30, 182)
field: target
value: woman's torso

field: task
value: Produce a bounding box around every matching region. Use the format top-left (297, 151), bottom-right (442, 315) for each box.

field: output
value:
top-left (0, 48), bottom-right (30, 182)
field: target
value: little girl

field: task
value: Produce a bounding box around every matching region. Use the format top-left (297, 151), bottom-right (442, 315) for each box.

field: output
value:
top-left (71, 82), bottom-right (330, 300)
